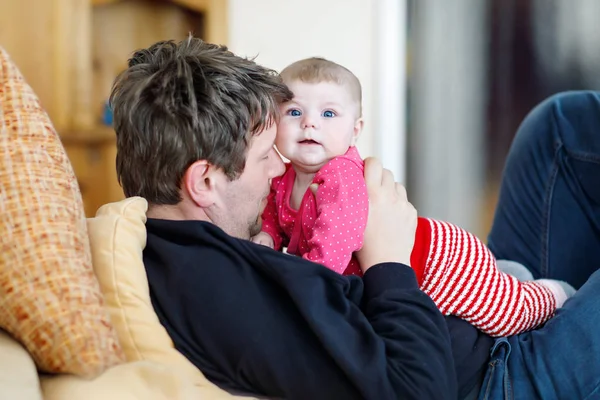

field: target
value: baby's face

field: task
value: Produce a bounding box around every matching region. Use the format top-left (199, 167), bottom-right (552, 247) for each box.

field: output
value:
top-left (276, 80), bottom-right (362, 173)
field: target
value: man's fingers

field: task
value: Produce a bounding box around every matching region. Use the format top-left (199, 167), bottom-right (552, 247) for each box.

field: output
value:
top-left (363, 157), bottom-right (383, 191)
top-left (381, 168), bottom-right (395, 190)
top-left (395, 182), bottom-right (407, 200)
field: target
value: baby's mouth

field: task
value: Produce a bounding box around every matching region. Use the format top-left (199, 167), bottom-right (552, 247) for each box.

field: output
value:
top-left (299, 139), bottom-right (320, 145)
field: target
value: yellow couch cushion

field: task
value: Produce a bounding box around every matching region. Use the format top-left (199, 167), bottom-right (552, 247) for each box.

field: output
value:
top-left (87, 197), bottom-right (250, 399)
top-left (41, 360), bottom-right (206, 400)
top-left (0, 47), bottom-right (123, 377)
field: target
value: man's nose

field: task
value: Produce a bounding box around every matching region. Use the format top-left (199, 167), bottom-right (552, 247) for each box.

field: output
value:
top-left (270, 149), bottom-right (285, 177)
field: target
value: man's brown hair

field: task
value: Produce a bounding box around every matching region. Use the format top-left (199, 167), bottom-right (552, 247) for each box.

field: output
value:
top-left (109, 37), bottom-right (293, 205)
top-left (280, 57), bottom-right (362, 115)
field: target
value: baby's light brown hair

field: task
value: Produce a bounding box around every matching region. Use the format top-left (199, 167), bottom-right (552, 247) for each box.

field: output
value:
top-left (280, 57), bottom-right (362, 117)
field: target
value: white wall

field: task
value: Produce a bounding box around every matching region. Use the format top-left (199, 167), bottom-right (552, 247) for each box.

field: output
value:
top-left (227, 0), bottom-right (376, 157)
top-left (409, 0), bottom-right (487, 235)
top-left (226, 1), bottom-right (488, 236)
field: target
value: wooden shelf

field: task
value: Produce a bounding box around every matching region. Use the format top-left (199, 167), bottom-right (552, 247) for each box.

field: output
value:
top-left (60, 125), bottom-right (122, 217)
top-left (1, 0), bottom-right (227, 216)
top-left (91, 0), bottom-right (210, 14)
top-left (59, 125), bottom-right (116, 146)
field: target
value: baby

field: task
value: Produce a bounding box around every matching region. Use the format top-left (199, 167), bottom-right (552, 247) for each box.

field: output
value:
top-left (252, 57), bottom-right (573, 337)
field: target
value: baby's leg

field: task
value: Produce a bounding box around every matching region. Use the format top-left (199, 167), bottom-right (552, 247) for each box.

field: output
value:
top-left (496, 260), bottom-right (534, 281)
top-left (497, 260), bottom-right (576, 306)
top-left (421, 218), bottom-right (567, 337)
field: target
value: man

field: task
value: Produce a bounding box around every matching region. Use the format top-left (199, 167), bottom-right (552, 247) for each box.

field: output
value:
top-left (111, 37), bottom-right (600, 400)
top-left (110, 37), bottom-right (456, 399)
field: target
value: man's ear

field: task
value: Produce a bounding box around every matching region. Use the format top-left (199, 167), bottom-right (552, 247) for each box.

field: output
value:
top-left (350, 117), bottom-right (364, 146)
top-left (183, 160), bottom-right (218, 208)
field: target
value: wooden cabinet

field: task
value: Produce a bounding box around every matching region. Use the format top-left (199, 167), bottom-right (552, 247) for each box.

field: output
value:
top-left (0, 0), bottom-right (227, 216)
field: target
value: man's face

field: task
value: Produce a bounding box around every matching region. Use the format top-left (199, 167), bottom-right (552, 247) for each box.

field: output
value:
top-left (214, 124), bottom-right (285, 239)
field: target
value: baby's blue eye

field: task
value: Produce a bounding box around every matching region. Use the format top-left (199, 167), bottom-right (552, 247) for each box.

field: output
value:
top-left (288, 109), bottom-right (302, 117)
top-left (323, 110), bottom-right (335, 118)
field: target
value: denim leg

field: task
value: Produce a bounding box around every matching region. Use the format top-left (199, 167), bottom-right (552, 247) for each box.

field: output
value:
top-left (477, 339), bottom-right (512, 400)
top-left (477, 272), bottom-right (600, 400)
top-left (502, 269), bottom-right (600, 400)
top-left (481, 91), bottom-right (600, 399)
top-left (488, 91), bottom-right (600, 289)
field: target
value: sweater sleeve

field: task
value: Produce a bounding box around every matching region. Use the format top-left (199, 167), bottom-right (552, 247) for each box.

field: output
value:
top-left (301, 158), bottom-right (368, 273)
top-left (417, 218), bottom-right (558, 337)
top-left (260, 177), bottom-right (286, 251)
top-left (238, 260), bottom-right (457, 400)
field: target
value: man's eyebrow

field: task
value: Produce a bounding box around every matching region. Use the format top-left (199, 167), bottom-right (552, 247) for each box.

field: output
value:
top-left (261, 143), bottom-right (274, 157)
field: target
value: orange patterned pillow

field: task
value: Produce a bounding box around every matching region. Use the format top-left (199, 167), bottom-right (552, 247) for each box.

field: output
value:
top-left (0, 47), bottom-right (124, 377)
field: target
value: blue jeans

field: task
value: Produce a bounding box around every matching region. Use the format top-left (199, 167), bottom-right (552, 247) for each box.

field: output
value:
top-left (480, 91), bottom-right (600, 399)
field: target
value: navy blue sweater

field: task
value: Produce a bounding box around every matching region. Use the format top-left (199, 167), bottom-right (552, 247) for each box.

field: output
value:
top-left (144, 218), bottom-right (492, 399)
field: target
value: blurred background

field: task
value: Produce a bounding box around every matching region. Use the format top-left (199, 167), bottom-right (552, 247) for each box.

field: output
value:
top-left (1, 0), bottom-right (600, 240)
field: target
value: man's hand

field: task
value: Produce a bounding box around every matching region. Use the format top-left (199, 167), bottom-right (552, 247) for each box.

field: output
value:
top-left (251, 232), bottom-right (275, 249)
top-left (356, 158), bottom-right (417, 273)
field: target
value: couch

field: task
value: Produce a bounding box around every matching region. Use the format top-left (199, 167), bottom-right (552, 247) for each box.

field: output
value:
top-left (0, 198), bottom-right (253, 400)
top-left (0, 47), bottom-right (255, 399)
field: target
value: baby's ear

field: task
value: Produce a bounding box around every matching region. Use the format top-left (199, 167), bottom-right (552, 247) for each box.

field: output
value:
top-left (351, 117), bottom-right (364, 146)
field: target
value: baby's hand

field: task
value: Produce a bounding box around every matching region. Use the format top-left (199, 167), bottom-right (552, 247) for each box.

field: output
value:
top-left (251, 232), bottom-right (275, 249)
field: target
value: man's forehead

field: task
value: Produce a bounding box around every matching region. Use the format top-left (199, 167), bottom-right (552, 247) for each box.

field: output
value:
top-left (251, 124), bottom-right (277, 149)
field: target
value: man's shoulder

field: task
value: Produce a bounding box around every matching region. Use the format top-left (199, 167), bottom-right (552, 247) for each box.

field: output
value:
top-left (144, 218), bottom-right (248, 278)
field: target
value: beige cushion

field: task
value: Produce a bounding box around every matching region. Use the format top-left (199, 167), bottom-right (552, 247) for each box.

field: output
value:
top-left (86, 197), bottom-right (251, 399)
top-left (0, 330), bottom-right (42, 400)
top-left (0, 46), bottom-right (123, 378)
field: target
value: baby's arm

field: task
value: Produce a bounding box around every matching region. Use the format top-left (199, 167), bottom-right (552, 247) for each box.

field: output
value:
top-left (417, 218), bottom-right (561, 337)
top-left (257, 181), bottom-right (285, 251)
top-left (251, 232), bottom-right (275, 248)
top-left (302, 159), bottom-right (368, 274)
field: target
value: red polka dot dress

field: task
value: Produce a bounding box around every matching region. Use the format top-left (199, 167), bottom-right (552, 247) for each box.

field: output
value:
top-left (262, 147), bottom-right (366, 276)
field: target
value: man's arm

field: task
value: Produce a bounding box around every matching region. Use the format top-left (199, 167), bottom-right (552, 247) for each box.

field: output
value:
top-left (176, 239), bottom-right (456, 400)
top-left (243, 257), bottom-right (456, 400)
